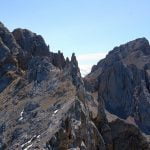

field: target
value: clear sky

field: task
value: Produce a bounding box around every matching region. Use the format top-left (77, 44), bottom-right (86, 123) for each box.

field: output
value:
top-left (0, 0), bottom-right (150, 75)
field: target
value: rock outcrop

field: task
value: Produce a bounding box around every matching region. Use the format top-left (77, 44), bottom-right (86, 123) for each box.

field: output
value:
top-left (0, 22), bottom-right (149, 150)
top-left (84, 38), bottom-right (150, 135)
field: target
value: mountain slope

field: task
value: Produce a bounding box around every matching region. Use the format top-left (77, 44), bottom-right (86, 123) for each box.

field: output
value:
top-left (0, 22), bottom-right (149, 150)
top-left (84, 38), bottom-right (150, 135)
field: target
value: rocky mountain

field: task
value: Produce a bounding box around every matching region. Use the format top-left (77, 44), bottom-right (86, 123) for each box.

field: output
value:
top-left (84, 38), bottom-right (150, 135)
top-left (0, 22), bottom-right (149, 150)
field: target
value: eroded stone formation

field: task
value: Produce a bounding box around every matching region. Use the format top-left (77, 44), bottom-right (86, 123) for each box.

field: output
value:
top-left (84, 38), bottom-right (150, 134)
top-left (0, 22), bottom-right (149, 150)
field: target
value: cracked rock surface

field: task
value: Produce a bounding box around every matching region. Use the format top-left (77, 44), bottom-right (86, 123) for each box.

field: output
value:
top-left (0, 22), bottom-right (149, 150)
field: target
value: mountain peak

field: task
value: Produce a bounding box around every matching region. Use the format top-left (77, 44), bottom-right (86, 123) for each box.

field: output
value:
top-left (12, 28), bottom-right (50, 57)
top-left (0, 21), bottom-right (149, 149)
top-left (85, 37), bottom-right (150, 135)
top-left (108, 37), bottom-right (150, 57)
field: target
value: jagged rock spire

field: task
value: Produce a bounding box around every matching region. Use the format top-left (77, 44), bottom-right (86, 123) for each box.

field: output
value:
top-left (70, 53), bottom-right (83, 87)
top-left (51, 50), bottom-right (66, 69)
top-left (71, 52), bottom-right (78, 65)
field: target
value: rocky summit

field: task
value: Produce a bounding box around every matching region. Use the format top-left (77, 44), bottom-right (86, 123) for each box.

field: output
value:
top-left (84, 38), bottom-right (150, 135)
top-left (0, 22), bottom-right (149, 150)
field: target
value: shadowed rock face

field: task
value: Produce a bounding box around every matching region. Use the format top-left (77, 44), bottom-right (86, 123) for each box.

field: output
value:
top-left (12, 28), bottom-right (50, 57)
top-left (109, 119), bottom-right (149, 150)
top-left (0, 22), bottom-right (149, 149)
top-left (84, 38), bottom-right (150, 134)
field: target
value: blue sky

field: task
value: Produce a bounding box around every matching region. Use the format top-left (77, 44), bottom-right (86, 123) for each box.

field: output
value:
top-left (0, 0), bottom-right (150, 75)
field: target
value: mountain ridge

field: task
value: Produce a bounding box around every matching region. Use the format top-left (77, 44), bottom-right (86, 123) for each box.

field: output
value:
top-left (0, 21), bottom-right (149, 150)
top-left (84, 37), bottom-right (150, 135)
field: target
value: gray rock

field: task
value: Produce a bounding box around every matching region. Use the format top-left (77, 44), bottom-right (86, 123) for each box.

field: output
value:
top-left (85, 38), bottom-right (150, 134)
top-left (24, 101), bottom-right (39, 112)
top-left (0, 75), bottom-right (12, 92)
top-left (51, 50), bottom-right (66, 69)
top-left (0, 22), bottom-right (20, 55)
top-left (12, 28), bottom-right (49, 57)
top-left (11, 128), bottom-right (22, 141)
top-left (0, 138), bottom-right (6, 150)
top-left (109, 118), bottom-right (149, 150)
top-left (0, 123), bottom-right (5, 134)
top-left (27, 56), bottom-right (55, 83)
top-left (0, 22), bottom-right (149, 150)
top-left (0, 37), bottom-right (10, 63)
top-left (46, 99), bottom-right (106, 150)
top-left (70, 53), bottom-right (83, 87)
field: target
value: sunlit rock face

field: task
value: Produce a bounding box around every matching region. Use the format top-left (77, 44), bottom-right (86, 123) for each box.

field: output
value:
top-left (84, 37), bottom-right (150, 135)
top-left (0, 22), bottom-right (149, 150)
